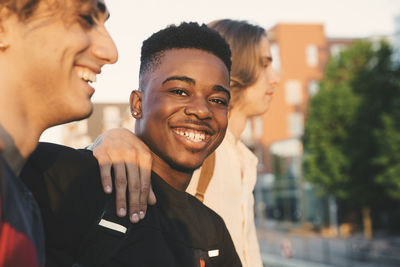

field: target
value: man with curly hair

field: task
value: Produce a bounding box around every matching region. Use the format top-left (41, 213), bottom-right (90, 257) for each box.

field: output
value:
top-left (21, 22), bottom-right (242, 266)
top-left (0, 0), bottom-right (117, 266)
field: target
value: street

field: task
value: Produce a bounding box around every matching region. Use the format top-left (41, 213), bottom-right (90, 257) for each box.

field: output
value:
top-left (257, 225), bottom-right (400, 267)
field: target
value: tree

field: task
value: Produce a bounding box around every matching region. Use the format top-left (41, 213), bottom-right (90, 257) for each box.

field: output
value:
top-left (303, 40), bottom-right (400, 239)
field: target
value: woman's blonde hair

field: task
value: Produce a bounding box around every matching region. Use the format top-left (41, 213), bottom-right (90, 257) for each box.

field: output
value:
top-left (208, 19), bottom-right (267, 109)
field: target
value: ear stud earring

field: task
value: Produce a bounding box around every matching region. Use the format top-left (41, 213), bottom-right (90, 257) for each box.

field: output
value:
top-left (132, 111), bottom-right (138, 116)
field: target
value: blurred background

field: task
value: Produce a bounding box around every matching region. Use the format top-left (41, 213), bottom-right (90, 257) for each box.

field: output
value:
top-left (41, 0), bottom-right (400, 266)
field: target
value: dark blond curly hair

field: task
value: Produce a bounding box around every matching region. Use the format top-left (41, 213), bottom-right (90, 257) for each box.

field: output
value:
top-left (0, 0), bottom-right (99, 23)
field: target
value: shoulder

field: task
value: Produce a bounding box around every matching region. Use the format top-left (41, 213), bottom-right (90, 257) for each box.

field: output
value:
top-left (27, 142), bottom-right (97, 171)
top-left (21, 142), bottom-right (105, 213)
top-left (22, 142), bottom-right (99, 186)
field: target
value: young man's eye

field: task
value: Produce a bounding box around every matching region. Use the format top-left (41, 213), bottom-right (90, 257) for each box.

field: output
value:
top-left (260, 58), bottom-right (271, 69)
top-left (261, 62), bottom-right (270, 68)
top-left (79, 15), bottom-right (95, 27)
top-left (171, 89), bottom-right (188, 96)
top-left (210, 98), bottom-right (228, 106)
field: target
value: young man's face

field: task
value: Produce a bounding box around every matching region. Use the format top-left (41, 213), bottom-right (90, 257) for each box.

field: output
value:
top-left (1, 0), bottom-right (118, 128)
top-left (132, 49), bottom-right (230, 177)
top-left (240, 36), bottom-right (279, 117)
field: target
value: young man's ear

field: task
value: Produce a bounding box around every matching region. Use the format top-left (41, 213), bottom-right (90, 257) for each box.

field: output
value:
top-left (0, 14), bottom-right (11, 51)
top-left (130, 90), bottom-right (143, 119)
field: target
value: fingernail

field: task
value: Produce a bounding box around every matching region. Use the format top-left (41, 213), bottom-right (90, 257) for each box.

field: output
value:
top-left (119, 208), bottom-right (126, 216)
top-left (105, 185), bottom-right (112, 193)
top-left (139, 211), bottom-right (145, 220)
top-left (131, 213), bottom-right (139, 223)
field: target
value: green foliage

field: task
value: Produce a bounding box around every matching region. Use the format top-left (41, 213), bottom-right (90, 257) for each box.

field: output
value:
top-left (373, 108), bottom-right (400, 198)
top-left (304, 40), bottom-right (400, 206)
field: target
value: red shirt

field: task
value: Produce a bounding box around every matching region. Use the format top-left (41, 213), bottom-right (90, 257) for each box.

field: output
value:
top-left (0, 155), bottom-right (45, 267)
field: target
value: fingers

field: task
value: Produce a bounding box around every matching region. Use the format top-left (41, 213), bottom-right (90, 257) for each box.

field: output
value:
top-left (90, 128), bottom-right (155, 223)
top-left (94, 143), bottom-right (129, 218)
top-left (93, 148), bottom-right (113, 194)
top-left (113, 162), bottom-right (128, 217)
top-left (126, 151), bottom-right (153, 223)
top-left (148, 184), bottom-right (157, 205)
top-left (97, 150), bottom-right (152, 223)
top-left (126, 162), bottom-right (141, 222)
top-left (137, 154), bottom-right (153, 217)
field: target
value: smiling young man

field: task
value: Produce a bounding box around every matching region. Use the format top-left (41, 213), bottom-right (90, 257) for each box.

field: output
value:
top-left (0, 0), bottom-right (117, 266)
top-left (20, 22), bottom-right (242, 266)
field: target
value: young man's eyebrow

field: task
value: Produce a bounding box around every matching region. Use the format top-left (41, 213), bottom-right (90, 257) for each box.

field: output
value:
top-left (213, 85), bottom-right (231, 100)
top-left (162, 76), bottom-right (195, 85)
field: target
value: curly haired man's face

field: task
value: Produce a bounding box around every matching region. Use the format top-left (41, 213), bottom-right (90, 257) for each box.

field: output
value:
top-left (133, 49), bottom-right (230, 181)
top-left (1, 0), bottom-right (118, 128)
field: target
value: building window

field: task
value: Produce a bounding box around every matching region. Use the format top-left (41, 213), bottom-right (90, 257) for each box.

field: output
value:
top-left (288, 112), bottom-right (304, 137)
top-left (270, 139), bottom-right (302, 157)
top-left (285, 80), bottom-right (302, 105)
top-left (270, 44), bottom-right (281, 72)
top-left (308, 80), bottom-right (319, 97)
top-left (306, 44), bottom-right (318, 67)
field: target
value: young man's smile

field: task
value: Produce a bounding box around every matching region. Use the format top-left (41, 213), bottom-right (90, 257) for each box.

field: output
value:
top-left (171, 122), bottom-right (213, 150)
top-left (173, 126), bottom-right (210, 143)
top-left (75, 66), bottom-right (99, 84)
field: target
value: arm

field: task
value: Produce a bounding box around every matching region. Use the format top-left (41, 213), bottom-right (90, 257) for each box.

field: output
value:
top-left (89, 128), bottom-right (156, 223)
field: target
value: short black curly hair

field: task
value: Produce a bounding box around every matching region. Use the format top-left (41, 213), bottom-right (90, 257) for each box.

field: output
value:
top-left (139, 22), bottom-right (232, 80)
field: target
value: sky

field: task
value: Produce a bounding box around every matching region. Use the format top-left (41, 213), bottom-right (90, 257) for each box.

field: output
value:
top-left (92, 0), bottom-right (400, 103)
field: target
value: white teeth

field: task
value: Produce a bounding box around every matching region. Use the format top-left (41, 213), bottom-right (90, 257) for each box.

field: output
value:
top-left (175, 129), bottom-right (206, 142)
top-left (76, 68), bottom-right (97, 83)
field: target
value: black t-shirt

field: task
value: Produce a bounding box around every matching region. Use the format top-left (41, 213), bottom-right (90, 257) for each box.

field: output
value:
top-left (104, 173), bottom-right (241, 267)
top-left (21, 142), bottom-right (241, 267)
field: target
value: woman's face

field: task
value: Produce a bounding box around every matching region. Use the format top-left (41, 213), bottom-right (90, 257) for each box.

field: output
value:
top-left (239, 36), bottom-right (279, 117)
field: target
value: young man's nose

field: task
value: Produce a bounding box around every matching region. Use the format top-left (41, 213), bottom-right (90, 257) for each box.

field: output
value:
top-left (269, 68), bottom-right (280, 87)
top-left (91, 27), bottom-right (118, 65)
top-left (184, 97), bottom-right (212, 120)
